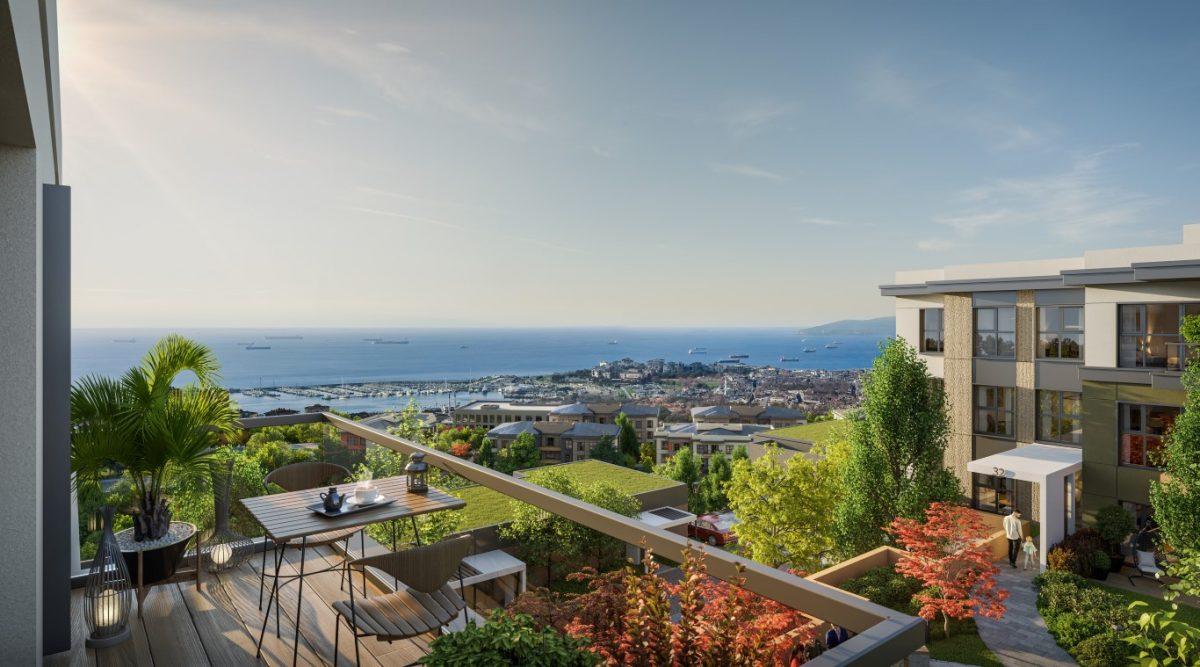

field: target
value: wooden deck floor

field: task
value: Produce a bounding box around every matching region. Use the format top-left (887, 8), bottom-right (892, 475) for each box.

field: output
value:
top-left (50, 545), bottom-right (438, 666)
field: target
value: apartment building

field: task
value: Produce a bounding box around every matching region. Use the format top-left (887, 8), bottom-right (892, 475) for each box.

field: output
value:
top-left (690, 404), bottom-right (805, 428)
top-left (655, 422), bottom-right (772, 469)
top-left (882, 224), bottom-right (1200, 565)
top-left (453, 400), bottom-right (660, 441)
top-left (485, 420), bottom-right (622, 463)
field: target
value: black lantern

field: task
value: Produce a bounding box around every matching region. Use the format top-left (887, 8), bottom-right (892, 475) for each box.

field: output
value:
top-left (405, 452), bottom-right (429, 493)
top-left (85, 506), bottom-right (133, 647)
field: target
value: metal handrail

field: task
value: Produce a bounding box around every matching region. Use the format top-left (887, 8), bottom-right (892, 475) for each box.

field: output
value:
top-left (237, 411), bottom-right (926, 665)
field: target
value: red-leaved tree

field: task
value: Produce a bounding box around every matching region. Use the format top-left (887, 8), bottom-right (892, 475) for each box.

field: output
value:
top-left (449, 441), bottom-right (472, 458)
top-left (887, 502), bottom-right (1008, 638)
top-left (512, 546), bottom-right (816, 665)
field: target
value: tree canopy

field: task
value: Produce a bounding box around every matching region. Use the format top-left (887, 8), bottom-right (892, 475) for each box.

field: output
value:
top-left (1151, 315), bottom-right (1200, 552)
top-left (833, 338), bottom-right (961, 556)
top-left (615, 412), bottom-right (640, 460)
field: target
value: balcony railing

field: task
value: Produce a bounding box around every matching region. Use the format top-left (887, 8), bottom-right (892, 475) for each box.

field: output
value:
top-left (228, 411), bottom-right (926, 665)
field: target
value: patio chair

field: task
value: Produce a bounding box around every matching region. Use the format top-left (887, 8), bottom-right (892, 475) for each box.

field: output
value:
top-left (1128, 549), bottom-right (1166, 587)
top-left (259, 461), bottom-right (367, 612)
top-left (333, 534), bottom-right (473, 666)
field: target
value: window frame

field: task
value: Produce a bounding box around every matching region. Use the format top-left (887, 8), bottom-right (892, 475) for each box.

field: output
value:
top-left (1118, 303), bottom-right (1200, 370)
top-left (1037, 305), bottom-right (1084, 360)
top-left (974, 306), bottom-right (1016, 358)
top-left (919, 308), bottom-right (945, 354)
top-left (1118, 402), bottom-right (1180, 469)
top-left (973, 385), bottom-right (1015, 438)
top-left (972, 473), bottom-right (1017, 515)
top-left (1036, 390), bottom-right (1082, 446)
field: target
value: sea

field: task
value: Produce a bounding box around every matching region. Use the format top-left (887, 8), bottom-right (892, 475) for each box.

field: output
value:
top-left (73, 328), bottom-right (885, 414)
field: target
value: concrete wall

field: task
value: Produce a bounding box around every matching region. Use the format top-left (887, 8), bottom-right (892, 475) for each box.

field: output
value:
top-left (0, 2), bottom-right (62, 659)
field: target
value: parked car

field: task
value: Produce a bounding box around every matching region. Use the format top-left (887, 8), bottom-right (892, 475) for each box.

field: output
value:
top-left (689, 513), bottom-right (738, 546)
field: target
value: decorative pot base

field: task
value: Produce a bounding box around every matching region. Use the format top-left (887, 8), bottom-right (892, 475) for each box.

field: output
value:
top-left (86, 626), bottom-right (131, 648)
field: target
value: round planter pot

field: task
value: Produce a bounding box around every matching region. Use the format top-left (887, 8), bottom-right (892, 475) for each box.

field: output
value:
top-left (1109, 556), bottom-right (1126, 573)
top-left (1088, 566), bottom-right (1110, 581)
top-left (115, 522), bottom-right (197, 587)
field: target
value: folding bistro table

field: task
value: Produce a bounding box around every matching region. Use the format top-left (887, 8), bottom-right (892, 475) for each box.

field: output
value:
top-left (241, 475), bottom-right (465, 665)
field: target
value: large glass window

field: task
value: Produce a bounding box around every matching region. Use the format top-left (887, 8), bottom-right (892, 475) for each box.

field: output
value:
top-left (1038, 306), bottom-right (1084, 359)
top-left (1119, 404), bottom-right (1179, 468)
top-left (920, 309), bottom-right (944, 353)
top-left (973, 473), bottom-right (1016, 514)
top-left (1119, 303), bottom-right (1200, 370)
top-left (974, 385), bottom-right (1015, 437)
top-left (974, 307), bottom-right (1016, 357)
top-left (1037, 390), bottom-right (1082, 445)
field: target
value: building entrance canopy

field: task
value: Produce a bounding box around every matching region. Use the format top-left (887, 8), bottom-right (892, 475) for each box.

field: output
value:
top-left (968, 444), bottom-right (1083, 568)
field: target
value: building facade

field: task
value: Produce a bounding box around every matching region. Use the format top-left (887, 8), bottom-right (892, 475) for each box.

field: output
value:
top-left (485, 420), bottom-right (623, 463)
top-left (689, 404), bottom-right (805, 428)
top-left (453, 400), bottom-right (660, 441)
top-left (882, 224), bottom-right (1200, 545)
top-left (654, 422), bottom-right (772, 469)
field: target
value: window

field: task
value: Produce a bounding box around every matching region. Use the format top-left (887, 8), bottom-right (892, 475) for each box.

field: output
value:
top-left (1037, 390), bottom-right (1082, 445)
top-left (974, 385), bottom-right (1014, 437)
top-left (1038, 306), bottom-right (1084, 359)
top-left (1119, 303), bottom-right (1200, 369)
top-left (973, 474), bottom-right (1016, 514)
top-left (1119, 404), bottom-right (1179, 467)
top-left (974, 307), bottom-right (1016, 357)
top-left (920, 309), bottom-right (944, 353)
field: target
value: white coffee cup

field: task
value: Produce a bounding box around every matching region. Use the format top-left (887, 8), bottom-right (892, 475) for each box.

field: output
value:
top-left (356, 485), bottom-right (380, 504)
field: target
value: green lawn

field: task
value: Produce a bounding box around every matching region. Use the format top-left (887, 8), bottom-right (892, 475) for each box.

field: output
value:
top-left (1101, 583), bottom-right (1200, 626)
top-left (451, 460), bottom-right (680, 531)
top-left (927, 629), bottom-right (1003, 667)
top-left (766, 420), bottom-right (842, 446)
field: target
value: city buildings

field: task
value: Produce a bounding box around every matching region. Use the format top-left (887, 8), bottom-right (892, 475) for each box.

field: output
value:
top-left (655, 422), bottom-right (772, 468)
top-left (486, 420), bottom-right (622, 463)
top-left (882, 223), bottom-right (1200, 564)
top-left (690, 404), bottom-right (805, 427)
top-left (453, 400), bottom-right (661, 441)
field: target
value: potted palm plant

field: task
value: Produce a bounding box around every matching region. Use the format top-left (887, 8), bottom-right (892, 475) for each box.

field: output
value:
top-left (72, 335), bottom-right (238, 584)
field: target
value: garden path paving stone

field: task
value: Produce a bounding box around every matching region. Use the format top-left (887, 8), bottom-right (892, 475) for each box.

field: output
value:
top-left (974, 566), bottom-right (1076, 666)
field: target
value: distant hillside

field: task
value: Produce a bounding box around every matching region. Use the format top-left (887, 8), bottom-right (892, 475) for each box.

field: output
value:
top-left (800, 316), bottom-right (895, 336)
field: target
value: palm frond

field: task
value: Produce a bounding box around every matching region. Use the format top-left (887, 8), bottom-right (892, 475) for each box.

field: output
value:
top-left (142, 334), bottom-right (222, 391)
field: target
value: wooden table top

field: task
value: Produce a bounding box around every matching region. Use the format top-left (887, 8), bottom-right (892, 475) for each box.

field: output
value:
top-left (240, 476), bottom-right (465, 542)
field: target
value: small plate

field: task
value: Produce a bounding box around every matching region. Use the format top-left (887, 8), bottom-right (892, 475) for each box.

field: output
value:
top-left (347, 493), bottom-right (386, 507)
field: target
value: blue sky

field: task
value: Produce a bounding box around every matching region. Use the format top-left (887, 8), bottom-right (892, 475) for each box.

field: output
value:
top-left (61, 1), bottom-right (1200, 327)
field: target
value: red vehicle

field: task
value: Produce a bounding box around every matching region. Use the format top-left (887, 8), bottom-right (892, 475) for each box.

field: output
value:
top-left (688, 513), bottom-right (738, 546)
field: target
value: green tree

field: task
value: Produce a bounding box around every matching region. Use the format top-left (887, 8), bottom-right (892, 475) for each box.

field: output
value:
top-left (386, 399), bottom-right (426, 443)
top-left (695, 453), bottom-right (732, 514)
top-left (654, 448), bottom-right (702, 504)
top-left (578, 482), bottom-right (642, 569)
top-left (726, 446), bottom-right (838, 569)
top-left (475, 438), bottom-right (497, 469)
top-left (502, 471), bottom-right (583, 582)
top-left (615, 412), bottom-right (640, 460)
top-left (1150, 315), bottom-right (1200, 552)
top-left (638, 442), bottom-right (656, 470)
top-left (589, 436), bottom-right (622, 465)
top-left (834, 339), bottom-right (961, 556)
top-left (498, 432), bottom-right (540, 474)
top-left (731, 444), bottom-right (749, 464)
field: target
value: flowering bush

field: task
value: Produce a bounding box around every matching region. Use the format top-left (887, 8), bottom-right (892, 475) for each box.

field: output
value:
top-left (510, 546), bottom-right (817, 666)
top-left (449, 441), bottom-right (472, 458)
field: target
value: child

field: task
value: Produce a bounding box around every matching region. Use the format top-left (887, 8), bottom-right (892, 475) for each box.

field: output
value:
top-left (1021, 536), bottom-right (1038, 570)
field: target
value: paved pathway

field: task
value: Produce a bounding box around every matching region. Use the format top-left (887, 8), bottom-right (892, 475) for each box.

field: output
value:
top-left (975, 565), bottom-right (1075, 666)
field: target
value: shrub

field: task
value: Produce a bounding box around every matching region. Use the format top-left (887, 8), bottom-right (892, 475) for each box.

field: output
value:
top-left (1048, 529), bottom-right (1106, 577)
top-left (839, 566), bottom-right (922, 614)
top-left (423, 613), bottom-right (597, 666)
top-left (1091, 550), bottom-right (1111, 572)
top-left (1034, 566), bottom-right (1133, 657)
top-left (1094, 505), bottom-right (1135, 552)
top-left (1073, 632), bottom-right (1130, 667)
top-left (1048, 612), bottom-right (1107, 648)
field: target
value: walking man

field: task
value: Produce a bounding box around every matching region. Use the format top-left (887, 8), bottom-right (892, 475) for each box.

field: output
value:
top-left (1004, 508), bottom-right (1023, 569)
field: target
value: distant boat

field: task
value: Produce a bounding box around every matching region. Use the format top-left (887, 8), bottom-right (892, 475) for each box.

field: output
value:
top-left (780, 357), bottom-right (801, 362)
top-left (824, 343), bottom-right (839, 349)
top-left (265, 335), bottom-right (303, 340)
top-left (716, 359), bottom-right (741, 365)
top-left (112, 338), bottom-right (135, 343)
top-left (730, 354), bottom-right (749, 359)
top-left (688, 347), bottom-right (707, 354)
top-left (363, 338), bottom-right (381, 342)
top-left (803, 348), bottom-right (817, 353)
top-left (245, 344), bottom-right (271, 350)
top-left (459, 345), bottom-right (469, 349)
top-left (374, 340), bottom-right (409, 345)
top-left (608, 340), bottom-right (619, 345)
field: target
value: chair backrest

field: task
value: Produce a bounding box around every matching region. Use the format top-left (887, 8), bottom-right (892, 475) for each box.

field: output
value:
top-left (1137, 550), bottom-right (1157, 569)
top-left (265, 461), bottom-right (350, 493)
top-left (364, 534), bottom-right (474, 594)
